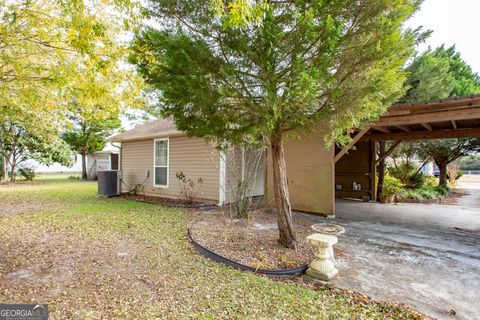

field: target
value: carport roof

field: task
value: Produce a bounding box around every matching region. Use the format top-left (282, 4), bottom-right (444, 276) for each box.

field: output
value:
top-left (363, 94), bottom-right (480, 141)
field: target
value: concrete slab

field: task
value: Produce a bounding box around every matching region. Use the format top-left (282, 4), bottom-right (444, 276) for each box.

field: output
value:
top-left (334, 181), bottom-right (480, 232)
top-left (295, 180), bottom-right (480, 320)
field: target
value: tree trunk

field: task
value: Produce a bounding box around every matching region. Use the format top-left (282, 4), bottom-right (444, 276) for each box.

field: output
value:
top-left (271, 138), bottom-right (297, 249)
top-left (1, 152), bottom-right (8, 182)
top-left (376, 141), bottom-right (386, 201)
top-left (10, 159), bottom-right (16, 182)
top-left (438, 162), bottom-right (448, 187)
top-left (81, 152), bottom-right (87, 180)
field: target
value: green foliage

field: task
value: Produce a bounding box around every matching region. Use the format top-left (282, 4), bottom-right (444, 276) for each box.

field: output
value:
top-left (402, 45), bottom-right (480, 102)
top-left (62, 116), bottom-right (121, 156)
top-left (18, 166), bottom-right (36, 181)
top-left (415, 139), bottom-right (480, 186)
top-left (381, 174), bottom-right (403, 197)
top-left (0, 0), bottom-right (144, 182)
top-left (399, 184), bottom-right (450, 201)
top-left (0, 107), bottom-right (74, 181)
top-left (388, 163), bottom-right (425, 188)
top-left (459, 155), bottom-right (480, 171)
top-left (131, 0), bottom-right (420, 148)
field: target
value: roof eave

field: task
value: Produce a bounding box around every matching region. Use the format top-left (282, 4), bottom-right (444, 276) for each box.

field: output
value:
top-left (108, 130), bottom-right (185, 143)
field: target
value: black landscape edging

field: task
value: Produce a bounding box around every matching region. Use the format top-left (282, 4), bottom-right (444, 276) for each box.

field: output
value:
top-left (187, 228), bottom-right (308, 276)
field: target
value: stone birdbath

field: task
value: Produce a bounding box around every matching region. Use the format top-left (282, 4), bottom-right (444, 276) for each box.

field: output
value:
top-left (305, 233), bottom-right (339, 281)
top-left (304, 223), bottom-right (345, 282)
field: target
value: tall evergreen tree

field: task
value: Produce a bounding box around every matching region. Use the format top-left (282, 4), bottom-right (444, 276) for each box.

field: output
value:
top-left (131, 0), bottom-right (421, 247)
top-left (399, 45), bottom-right (480, 187)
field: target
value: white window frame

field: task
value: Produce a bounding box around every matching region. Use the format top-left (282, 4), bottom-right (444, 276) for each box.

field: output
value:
top-left (153, 138), bottom-right (169, 188)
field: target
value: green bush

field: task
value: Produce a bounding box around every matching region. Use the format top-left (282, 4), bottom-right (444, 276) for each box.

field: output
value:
top-left (381, 174), bottom-right (403, 197)
top-left (398, 184), bottom-right (450, 201)
top-left (18, 167), bottom-right (35, 181)
top-left (388, 163), bottom-right (426, 188)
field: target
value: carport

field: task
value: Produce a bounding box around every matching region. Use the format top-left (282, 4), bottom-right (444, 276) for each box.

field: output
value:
top-left (334, 94), bottom-right (480, 202)
top-left (266, 94), bottom-right (480, 215)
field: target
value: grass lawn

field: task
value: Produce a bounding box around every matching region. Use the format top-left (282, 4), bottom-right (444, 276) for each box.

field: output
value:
top-left (0, 175), bottom-right (425, 319)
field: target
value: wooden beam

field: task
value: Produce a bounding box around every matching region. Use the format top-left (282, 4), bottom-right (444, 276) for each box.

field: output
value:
top-left (396, 125), bottom-right (411, 132)
top-left (375, 107), bottom-right (480, 127)
top-left (373, 126), bottom-right (390, 133)
top-left (451, 120), bottom-right (458, 129)
top-left (334, 126), bottom-right (371, 163)
top-left (421, 123), bottom-right (433, 131)
top-left (375, 140), bottom-right (402, 165)
top-left (386, 96), bottom-right (480, 116)
top-left (362, 127), bottom-right (480, 141)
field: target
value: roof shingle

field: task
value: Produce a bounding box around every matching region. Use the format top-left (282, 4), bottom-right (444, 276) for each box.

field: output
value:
top-left (109, 118), bottom-right (181, 142)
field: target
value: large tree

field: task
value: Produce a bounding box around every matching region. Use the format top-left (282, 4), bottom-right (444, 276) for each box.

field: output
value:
top-left (63, 112), bottom-right (121, 180)
top-left (0, 106), bottom-right (73, 181)
top-left (0, 0), bottom-right (143, 180)
top-left (418, 139), bottom-right (480, 186)
top-left (402, 45), bottom-right (480, 102)
top-left (397, 45), bottom-right (480, 187)
top-left (131, 0), bottom-right (420, 248)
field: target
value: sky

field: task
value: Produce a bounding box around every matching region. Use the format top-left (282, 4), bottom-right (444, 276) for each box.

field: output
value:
top-left (405, 0), bottom-right (480, 73)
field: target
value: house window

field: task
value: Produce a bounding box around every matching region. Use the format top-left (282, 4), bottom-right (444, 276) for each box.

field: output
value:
top-left (154, 138), bottom-right (169, 187)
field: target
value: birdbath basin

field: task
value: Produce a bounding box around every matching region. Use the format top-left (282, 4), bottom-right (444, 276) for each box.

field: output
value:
top-left (311, 223), bottom-right (345, 236)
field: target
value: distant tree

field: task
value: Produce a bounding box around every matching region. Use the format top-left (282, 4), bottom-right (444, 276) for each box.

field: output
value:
top-left (131, 0), bottom-right (421, 247)
top-left (417, 139), bottom-right (480, 186)
top-left (0, 0), bottom-right (143, 181)
top-left (459, 155), bottom-right (480, 171)
top-left (394, 46), bottom-right (480, 187)
top-left (63, 111), bottom-right (121, 180)
top-left (402, 45), bottom-right (480, 102)
top-left (0, 107), bottom-right (73, 182)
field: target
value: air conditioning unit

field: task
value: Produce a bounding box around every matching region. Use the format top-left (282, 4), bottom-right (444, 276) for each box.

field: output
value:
top-left (97, 170), bottom-right (121, 196)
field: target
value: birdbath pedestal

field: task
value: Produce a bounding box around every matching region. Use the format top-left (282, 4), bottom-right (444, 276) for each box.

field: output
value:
top-left (305, 233), bottom-right (338, 281)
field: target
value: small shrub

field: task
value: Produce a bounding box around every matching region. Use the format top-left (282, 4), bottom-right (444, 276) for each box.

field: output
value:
top-left (423, 175), bottom-right (438, 187)
top-left (176, 171), bottom-right (203, 204)
top-left (388, 163), bottom-right (426, 188)
top-left (400, 184), bottom-right (450, 201)
top-left (435, 185), bottom-right (450, 196)
top-left (18, 167), bottom-right (35, 181)
top-left (381, 174), bottom-right (403, 197)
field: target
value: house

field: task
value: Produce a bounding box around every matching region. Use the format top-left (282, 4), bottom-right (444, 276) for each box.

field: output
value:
top-left (86, 149), bottom-right (119, 180)
top-left (109, 118), bottom-right (265, 205)
top-left (111, 95), bottom-right (480, 215)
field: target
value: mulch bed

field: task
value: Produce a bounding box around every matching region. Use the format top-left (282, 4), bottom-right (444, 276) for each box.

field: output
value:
top-left (189, 209), bottom-right (348, 270)
top-left (122, 194), bottom-right (211, 208)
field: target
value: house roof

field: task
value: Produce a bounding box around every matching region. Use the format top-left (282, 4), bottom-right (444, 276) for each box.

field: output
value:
top-left (109, 118), bottom-right (182, 142)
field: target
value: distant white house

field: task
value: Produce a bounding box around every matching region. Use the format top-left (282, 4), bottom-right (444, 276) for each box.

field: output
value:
top-left (23, 143), bottom-right (120, 175)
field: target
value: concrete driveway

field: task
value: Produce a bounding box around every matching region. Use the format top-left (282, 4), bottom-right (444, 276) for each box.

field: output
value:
top-left (296, 179), bottom-right (480, 320)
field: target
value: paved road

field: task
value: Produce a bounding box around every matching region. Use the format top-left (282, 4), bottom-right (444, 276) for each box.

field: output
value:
top-left (296, 181), bottom-right (480, 320)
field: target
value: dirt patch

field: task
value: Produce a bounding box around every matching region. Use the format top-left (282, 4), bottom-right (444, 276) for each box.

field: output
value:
top-left (189, 210), bottom-right (348, 270)
top-left (0, 200), bottom-right (64, 217)
top-left (0, 220), bottom-right (153, 315)
top-left (440, 188), bottom-right (468, 205)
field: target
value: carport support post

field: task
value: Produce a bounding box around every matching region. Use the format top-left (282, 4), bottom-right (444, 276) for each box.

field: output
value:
top-left (370, 140), bottom-right (377, 201)
top-left (377, 141), bottom-right (385, 201)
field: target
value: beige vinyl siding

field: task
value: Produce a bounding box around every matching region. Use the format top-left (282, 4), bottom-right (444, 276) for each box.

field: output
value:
top-left (224, 146), bottom-right (265, 204)
top-left (121, 136), bottom-right (221, 202)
